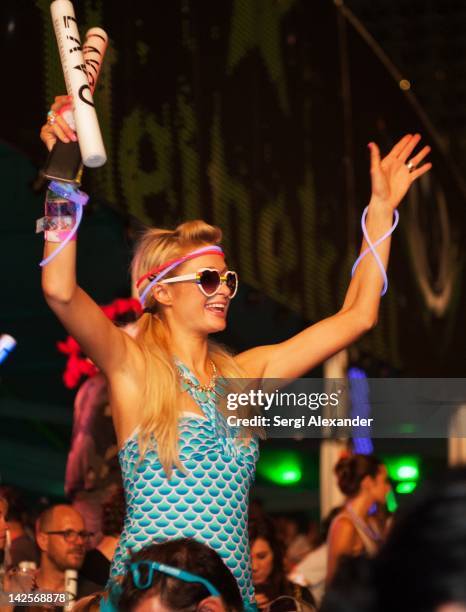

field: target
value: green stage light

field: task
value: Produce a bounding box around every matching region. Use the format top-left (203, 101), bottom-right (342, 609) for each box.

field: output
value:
top-left (396, 481), bottom-right (417, 494)
top-left (280, 469), bottom-right (302, 484)
top-left (397, 465), bottom-right (419, 480)
top-left (386, 489), bottom-right (398, 513)
top-left (385, 456), bottom-right (420, 483)
top-left (257, 451), bottom-right (303, 486)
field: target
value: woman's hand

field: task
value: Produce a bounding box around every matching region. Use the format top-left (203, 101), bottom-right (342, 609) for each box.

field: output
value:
top-left (40, 95), bottom-right (77, 151)
top-left (369, 133), bottom-right (432, 211)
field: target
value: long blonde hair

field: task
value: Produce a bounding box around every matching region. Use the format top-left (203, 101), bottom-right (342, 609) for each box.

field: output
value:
top-left (131, 220), bottom-right (248, 476)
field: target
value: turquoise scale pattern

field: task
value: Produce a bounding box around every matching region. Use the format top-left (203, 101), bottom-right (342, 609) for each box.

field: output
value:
top-left (110, 361), bottom-right (259, 606)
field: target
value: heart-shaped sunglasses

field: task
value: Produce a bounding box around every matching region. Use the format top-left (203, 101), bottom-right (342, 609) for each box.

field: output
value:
top-left (160, 267), bottom-right (238, 298)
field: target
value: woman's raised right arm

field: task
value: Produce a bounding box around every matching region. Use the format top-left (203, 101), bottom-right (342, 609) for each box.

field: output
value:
top-left (42, 242), bottom-right (134, 375)
top-left (41, 97), bottom-right (137, 376)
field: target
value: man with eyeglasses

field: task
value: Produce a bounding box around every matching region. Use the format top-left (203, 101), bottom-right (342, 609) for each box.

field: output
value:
top-left (6, 505), bottom-right (98, 611)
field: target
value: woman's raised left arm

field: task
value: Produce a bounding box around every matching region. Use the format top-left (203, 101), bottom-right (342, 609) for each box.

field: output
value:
top-left (236, 134), bottom-right (431, 379)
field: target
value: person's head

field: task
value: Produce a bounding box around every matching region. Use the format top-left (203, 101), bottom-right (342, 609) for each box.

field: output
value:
top-left (101, 487), bottom-right (125, 537)
top-left (0, 486), bottom-right (26, 526)
top-left (118, 539), bottom-right (243, 612)
top-left (282, 517), bottom-right (299, 542)
top-left (249, 518), bottom-right (286, 595)
top-left (129, 221), bottom-right (246, 476)
top-left (132, 221), bottom-right (236, 337)
top-left (36, 505), bottom-right (88, 572)
top-left (0, 495), bottom-right (8, 551)
top-left (335, 454), bottom-right (389, 504)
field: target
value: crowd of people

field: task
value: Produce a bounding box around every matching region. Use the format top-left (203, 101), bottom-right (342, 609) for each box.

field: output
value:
top-left (2, 459), bottom-right (466, 611)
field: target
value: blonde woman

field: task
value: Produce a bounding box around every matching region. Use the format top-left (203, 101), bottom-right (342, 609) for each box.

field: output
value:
top-left (40, 97), bottom-right (430, 609)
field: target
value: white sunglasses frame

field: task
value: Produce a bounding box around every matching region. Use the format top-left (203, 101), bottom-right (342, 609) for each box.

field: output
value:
top-left (159, 267), bottom-right (239, 298)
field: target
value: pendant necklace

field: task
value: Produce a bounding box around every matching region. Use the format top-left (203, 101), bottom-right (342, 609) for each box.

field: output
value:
top-left (177, 360), bottom-right (218, 394)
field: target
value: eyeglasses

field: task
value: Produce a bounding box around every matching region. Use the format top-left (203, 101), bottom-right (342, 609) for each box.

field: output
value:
top-left (45, 529), bottom-right (93, 543)
top-left (129, 560), bottom-right (221, 598)
top-left (160, 268), bottom-right (238, 298)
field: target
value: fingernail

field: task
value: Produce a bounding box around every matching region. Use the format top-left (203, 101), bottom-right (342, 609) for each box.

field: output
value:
top-left (71, 133), bottom-right (77, 141)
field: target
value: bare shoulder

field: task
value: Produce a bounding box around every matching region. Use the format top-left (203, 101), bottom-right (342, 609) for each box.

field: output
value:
top-left (329, 514), bottom-right (357, 542)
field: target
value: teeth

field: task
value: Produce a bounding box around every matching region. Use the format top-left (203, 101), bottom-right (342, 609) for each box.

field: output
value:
top-left (206, 303), bottom-right (225, 311)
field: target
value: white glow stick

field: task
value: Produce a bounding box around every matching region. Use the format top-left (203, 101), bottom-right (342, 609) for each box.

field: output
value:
top-left (61, 27), bottom-right (108, 131)
top-left (50, 0), bottom-right (107, 167)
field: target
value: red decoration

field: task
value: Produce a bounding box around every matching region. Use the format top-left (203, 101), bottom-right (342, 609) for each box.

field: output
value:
top-left (338, 449), bottom-right (352, 461)
top-left (57, 297), bottom-right (142, 388)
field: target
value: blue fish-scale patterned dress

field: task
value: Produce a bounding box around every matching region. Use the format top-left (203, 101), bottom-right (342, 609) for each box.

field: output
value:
top-left (110, 361), bottom-right (259, 606)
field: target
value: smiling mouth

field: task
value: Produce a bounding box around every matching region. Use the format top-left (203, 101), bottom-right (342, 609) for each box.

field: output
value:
top-left (205, 302), bottom-right (227, 314)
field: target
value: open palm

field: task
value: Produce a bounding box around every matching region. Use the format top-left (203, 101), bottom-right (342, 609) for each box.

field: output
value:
top-left (369, 134), bottom-right (432, 211)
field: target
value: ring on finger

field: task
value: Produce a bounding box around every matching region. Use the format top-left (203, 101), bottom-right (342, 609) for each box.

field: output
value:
top-left (47, 110), bottom-right (57, 126)
top-left (406, 160), bottom-right (416, 173)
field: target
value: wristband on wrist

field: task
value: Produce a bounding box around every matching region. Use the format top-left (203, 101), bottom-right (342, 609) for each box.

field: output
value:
top-left (351, 206), bottom-right (399, 296)
top-left (36, 181), bottom-right (88, 266)
top-left (44, 229), bottom-right (78, 243)
top-left (36, 214), bottom-right (76, 243)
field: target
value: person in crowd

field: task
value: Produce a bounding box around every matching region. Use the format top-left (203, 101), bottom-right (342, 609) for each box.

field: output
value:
top-left (34, 505), bottom-right (88, 595)
top-left (79, 488), bottom-right (125, 588)
top-left (326, 454), bottom-right (390, 584)
top-left (275, 516), bottom-right (312, 571)
top-left (289, 507), bottom-right (342, 606)
top-left (3, 505), bottom-right (98, 611)
top-left (115, 539), bottom-right (244, 611)
top-left (249, 518), bottom-right (316, 611)
top-left (0, 486), bottom-right (39, 568)
top-left (41, 94), bottom-right (431, 608)
top-left (320, 468), bottom-right (466, 612)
